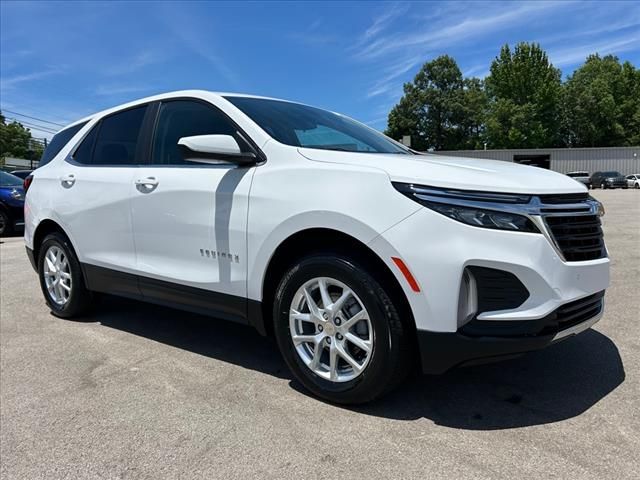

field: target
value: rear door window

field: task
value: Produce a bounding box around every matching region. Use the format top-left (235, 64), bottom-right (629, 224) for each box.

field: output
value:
top-left (92, 106), bottom-right (147, 165)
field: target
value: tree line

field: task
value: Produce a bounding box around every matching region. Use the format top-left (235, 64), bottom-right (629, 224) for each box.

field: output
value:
top-left (0, 112), bottom-right (45, 162)
top-left (385, 43), bottom-right (640, 151)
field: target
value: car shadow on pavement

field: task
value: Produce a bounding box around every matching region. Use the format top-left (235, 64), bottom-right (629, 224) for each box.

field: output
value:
top-left (349, 329), bottom-right (624, 430)
top-left (93, 295), bottom-right (290, 380)
top-left (93, 296), bottom-right (624, 430)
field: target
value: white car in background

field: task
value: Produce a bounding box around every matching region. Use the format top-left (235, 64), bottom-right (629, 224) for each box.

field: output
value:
top-left (626, 174), bottom-right (640, 189)
top-left (23, 91), bottom-right (610, 404)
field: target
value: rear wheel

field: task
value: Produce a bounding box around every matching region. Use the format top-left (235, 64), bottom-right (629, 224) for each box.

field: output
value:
top-left (37, 232), bottom-right (92, 318)
top-left (273, 254), bottom-right (411, 404)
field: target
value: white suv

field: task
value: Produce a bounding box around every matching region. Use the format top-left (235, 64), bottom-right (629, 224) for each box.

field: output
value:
top-left (24, 91), bottom-right (610, 404)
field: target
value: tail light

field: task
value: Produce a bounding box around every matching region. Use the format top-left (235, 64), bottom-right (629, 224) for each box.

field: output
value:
top-left (23, 174), bottom-right (33, 193)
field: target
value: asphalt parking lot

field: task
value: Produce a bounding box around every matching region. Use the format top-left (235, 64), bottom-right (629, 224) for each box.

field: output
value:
top-left (1, 189), bottom-right (638, 479)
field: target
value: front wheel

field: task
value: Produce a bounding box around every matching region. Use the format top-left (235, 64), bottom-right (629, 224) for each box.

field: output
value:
top-left (273, 254), bottom-right (411, 404)
top-left (635, 183), bottom-right (640, 189)
top-left (600, 182), bottom-right (607, 189)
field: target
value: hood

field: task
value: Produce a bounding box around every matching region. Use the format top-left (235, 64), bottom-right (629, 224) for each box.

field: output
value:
top-left (298, 149), bottom-right (586, 194)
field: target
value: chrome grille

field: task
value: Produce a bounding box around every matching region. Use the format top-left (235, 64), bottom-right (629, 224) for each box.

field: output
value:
top-left (540, 195), bottom-right (606, 262)
top-left (545, 215), bottom-right (605, 261)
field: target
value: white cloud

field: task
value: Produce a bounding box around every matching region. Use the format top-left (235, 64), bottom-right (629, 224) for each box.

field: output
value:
top-left (367, 56), bottom-right (422, 98)
top-left (463, 65), bottom-right (490, 78)
top-left (356, 1), bottom-right (573, 61)
top-left (359, 2), bottom-right (410, 44)
top-left (364, 115), bottom-right (389, 129)
top-left (0, 68), bottom-right (61, 91)
top-left (94, 84), bottom-right (151, 96)
top-left (103, 51), bottom-right (163, 76)
top-left (549, 34), bottom-right (640, 67)
top-left (158, 6), bottom-right (237, 86)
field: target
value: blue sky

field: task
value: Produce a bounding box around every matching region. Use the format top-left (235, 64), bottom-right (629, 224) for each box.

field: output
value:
top-left (1, 0), bottom-right (638, 139)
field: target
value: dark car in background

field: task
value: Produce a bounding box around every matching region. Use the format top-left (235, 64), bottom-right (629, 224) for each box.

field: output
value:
top-left (0, 171), bottom-right (25, 236)
top-left (9, 169), bottom-right (34, 180)
top-left (590, 171), bottom-right (628, 189)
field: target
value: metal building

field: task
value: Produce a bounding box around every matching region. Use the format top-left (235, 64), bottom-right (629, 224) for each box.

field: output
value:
top-left (433, 146), bottom-right (640, 175)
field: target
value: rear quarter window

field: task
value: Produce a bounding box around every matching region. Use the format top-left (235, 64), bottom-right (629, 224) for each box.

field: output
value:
top-left (39, 121), bottom-right (89, 167)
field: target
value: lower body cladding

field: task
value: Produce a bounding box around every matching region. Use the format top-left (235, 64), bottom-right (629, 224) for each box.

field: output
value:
top-left (369, 207), bottom-right (610, 374)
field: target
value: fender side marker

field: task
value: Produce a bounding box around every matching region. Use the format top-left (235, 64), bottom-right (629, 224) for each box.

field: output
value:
top-left (391, 257), bottom-right (421, 293)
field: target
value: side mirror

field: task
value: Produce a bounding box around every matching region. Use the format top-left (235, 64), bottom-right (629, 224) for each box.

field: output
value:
top-left (178, 134), bottom-right (257, 165)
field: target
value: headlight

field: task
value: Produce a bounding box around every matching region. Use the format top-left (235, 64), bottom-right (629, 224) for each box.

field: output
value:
top-left (393, 182), bottom-right (540, 233)
top-left (426, 202), bottom-right (539, 232)
top-left (592, 197), bottom-right (605, 217)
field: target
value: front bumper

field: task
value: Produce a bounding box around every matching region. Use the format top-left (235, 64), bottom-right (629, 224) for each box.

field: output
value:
top-left (605, 180), bottom-right (627, 188)
top-left (369, 206), bottom-right (610, 332)
top-left (419, 291), bottom-right (604, 374)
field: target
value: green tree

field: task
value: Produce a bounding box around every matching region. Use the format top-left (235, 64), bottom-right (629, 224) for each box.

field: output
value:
top-left (562, 54), bottom-right (640, 147)
top-left (386, 91), bottom-right (424, 148)
top-left (484, 43), bottom-right (562, 148)
top-left (386, 55), bottom-right (486, 150)
top-left (0, 112), bottom-right (44, 161)
top-left (458, 77), bottom-right (488, 149)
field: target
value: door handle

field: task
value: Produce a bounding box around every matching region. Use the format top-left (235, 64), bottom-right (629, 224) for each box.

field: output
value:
top-left (60, 174), bottom-right (75, 188)
top-left (135, 176), bottom-right (159, 192)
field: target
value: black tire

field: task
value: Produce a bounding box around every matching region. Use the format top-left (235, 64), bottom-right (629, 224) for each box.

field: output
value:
top-left (37, 232), bottom-right (92, 318)
top-left (600, 182), bottom-right (606, 189)
top-left (273, 253), bottom-right (411, 404)
top-left (0, 210), bottom-right (12, 236)
top-left (635, 183), bottom-right (639, 189)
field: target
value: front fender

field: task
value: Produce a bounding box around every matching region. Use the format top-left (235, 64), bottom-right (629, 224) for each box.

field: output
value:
top-left (247, 211), bottom-right (386, 301)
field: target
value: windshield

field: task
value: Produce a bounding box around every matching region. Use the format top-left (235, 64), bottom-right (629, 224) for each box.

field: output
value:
top-left (0, 171), bottom-right (23, 187)
top-left (602, 171), bottom-right (622, 177)
top-left (225, 96), bottom-right (409, 154)
top-left (567, 172), bottom-right (587, 177)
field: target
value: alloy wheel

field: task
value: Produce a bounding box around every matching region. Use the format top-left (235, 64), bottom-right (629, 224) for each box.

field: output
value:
top-left (289, 277), bottom-right (373, 382)
top-left (43, 245), bottom-right (72, 305)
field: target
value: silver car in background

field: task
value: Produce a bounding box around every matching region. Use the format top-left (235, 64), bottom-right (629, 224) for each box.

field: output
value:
top-left (567, 171), bottom-right (591, 188)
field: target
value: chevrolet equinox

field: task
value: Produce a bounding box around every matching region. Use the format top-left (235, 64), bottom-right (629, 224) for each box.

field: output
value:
top-left (24, 91), bottom-right (610, 404)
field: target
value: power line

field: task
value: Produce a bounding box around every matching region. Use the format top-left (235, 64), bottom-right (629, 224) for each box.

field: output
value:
top-left (5, 117), bottom-right (59, 134)
top-left (11, 122), bottom-right (57, 135)
top-left (0, 108), bottom-right (66, 127)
